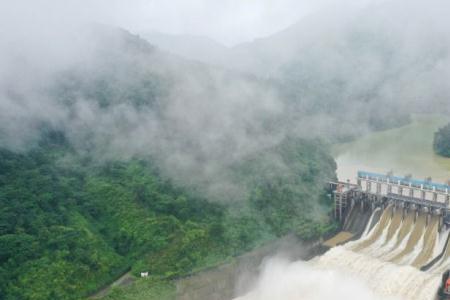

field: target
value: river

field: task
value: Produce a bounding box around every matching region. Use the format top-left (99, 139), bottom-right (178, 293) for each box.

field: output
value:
top-left (333, 115), bottom-right (450, 184)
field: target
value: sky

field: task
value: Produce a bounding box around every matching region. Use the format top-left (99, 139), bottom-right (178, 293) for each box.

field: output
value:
top-left (109, 0), bottom-right (334, 46)
top-left (0, 0), bottom-right (368, 47)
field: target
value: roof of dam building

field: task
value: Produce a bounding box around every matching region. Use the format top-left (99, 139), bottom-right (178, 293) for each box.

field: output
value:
top-left (358, 170), bottom-right (450, 192)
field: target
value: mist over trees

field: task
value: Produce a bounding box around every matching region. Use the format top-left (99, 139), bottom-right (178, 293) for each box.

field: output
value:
top-left (0, 25), bottom-right (336, 300)
top-left (1, 0), bottom-right (450, 299)
top-left (146, 0), bottom-right (450, 136)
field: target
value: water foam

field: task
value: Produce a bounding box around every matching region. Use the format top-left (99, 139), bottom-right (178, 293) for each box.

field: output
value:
top-left (234, 206), bottom-right (448, 300)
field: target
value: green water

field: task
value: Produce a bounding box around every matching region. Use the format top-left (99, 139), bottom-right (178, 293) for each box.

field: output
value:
top-left (333, 115), bottom-right (450, 184)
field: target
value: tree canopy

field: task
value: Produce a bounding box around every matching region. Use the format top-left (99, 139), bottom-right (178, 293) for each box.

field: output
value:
top-left (0, 133), bottom-right (336, 300)
top-left (434, 123), bottom-right (450, 157)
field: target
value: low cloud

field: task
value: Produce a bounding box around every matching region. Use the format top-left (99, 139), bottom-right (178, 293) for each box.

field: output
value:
top-left (234, 256), bottom-right (401, 300)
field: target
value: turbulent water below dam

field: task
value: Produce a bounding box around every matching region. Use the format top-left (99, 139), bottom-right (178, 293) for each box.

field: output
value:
top-left (316, 206), bottom-right (449, 300)
top-left (236, 206), bottom-right (450, 300)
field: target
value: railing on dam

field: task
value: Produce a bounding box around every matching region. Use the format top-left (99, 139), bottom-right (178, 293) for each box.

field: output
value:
top-left (386, 193), bottom-right (448, 210)
top-left (357, 170), bottom-right (450, 204)
top-left (331, 171), bottom-right (450, 222)
top-left (357, 170), bottom-right (450, 192)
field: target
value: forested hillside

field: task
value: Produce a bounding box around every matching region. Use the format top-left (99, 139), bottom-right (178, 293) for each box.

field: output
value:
top-left (0, 133), bottom-right (335, 299)
top-left (0, 26), bottom-right (337, 300)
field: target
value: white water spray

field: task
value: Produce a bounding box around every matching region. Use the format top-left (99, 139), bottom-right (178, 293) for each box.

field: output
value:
top-left (235, 206), bottom-right (449, 300)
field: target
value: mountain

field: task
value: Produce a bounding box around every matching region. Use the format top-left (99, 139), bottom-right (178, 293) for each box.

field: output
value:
top-left (140, 0), bottom-right (450, 128)
top-left (0, 25), bottom-right (337, 300)
top-left (142, 31), bottom-right (229, 66)
top-left (6, 1), bottom-right (449, 296)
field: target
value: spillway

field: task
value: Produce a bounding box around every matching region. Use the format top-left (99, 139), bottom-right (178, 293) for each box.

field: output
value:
top-left (319, 205), bottom-right (450, 299)
top-left (235, 173), bottom-right (450, 300)
top-left (391, 212), bottom-right (427, 264)
top-left (352, 206), bottom-right (393, 252)
top-left (383, 208), bottom-right (403, 246)
top-left (233, 205), bottom-right (450, 300)
top-left (412, 215), bottom-right (439, 268)
top-left (234, 205), bottom-right (449, 300)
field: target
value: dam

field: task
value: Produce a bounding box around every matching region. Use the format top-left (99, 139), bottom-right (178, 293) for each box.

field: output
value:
top-left (233, 171), bottom-right (450, 300)
top-left (323, 171), bottom-right (450, 299)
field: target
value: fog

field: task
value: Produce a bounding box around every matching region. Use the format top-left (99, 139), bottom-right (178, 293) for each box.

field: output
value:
top-left (143, 0), bottom-right (450, 116)
top-left (234, 256), bottom-right (400, 300)
top-left (1, 0), bottom-right (450, 195)
top-left (2, 0), bottom-right (450, 299)
top-left (0, 3), bottom-right (288, 200)
top-left (0, 0), bottom-right (339, 47)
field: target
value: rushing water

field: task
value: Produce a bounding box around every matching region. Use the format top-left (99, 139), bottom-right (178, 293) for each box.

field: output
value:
top-left (235, 115), bottom-right (450, 300)
top-left (236, 206), bottom-right (446, 300)
top-left (333, 115), bottom-right (450, 184)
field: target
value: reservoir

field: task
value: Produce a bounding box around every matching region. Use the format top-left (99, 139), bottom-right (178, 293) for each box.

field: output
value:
top-left (333, 115), bottom-right (450, 184)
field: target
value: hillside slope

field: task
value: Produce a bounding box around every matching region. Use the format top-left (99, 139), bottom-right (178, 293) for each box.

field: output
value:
top-left (0, 26), bottom-right (337, 300)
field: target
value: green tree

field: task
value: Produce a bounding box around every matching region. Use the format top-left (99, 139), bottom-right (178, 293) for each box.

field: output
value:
top-left (434, 123), bottom-right (450, 157)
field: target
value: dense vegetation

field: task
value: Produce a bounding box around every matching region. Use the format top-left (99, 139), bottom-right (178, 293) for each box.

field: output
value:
top-left (0, 132), bottom-right (336, 300)
top-left (103, 279), bottom-right (175, 300)
top-left (434, 123), bottom-right (450, 157)
top-left (0, 26), bottom-right (338, 300)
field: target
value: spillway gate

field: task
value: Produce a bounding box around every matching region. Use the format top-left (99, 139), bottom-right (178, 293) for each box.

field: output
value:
top-left (330, 170), bottom-right (450, 225)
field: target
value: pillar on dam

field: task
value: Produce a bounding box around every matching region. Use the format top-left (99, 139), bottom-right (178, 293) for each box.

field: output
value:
top-left (333, 191), bottom-right (338, 219)
top-left (333, 190), bottom-right (348, 223)
top-left (425, 208), bottom-right (430, 225)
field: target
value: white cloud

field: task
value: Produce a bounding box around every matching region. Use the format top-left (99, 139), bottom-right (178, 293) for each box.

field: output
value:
top-left (234, 256), bottom-right (401, 300)
top-left (0, 0), bottom-right (367, 46)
